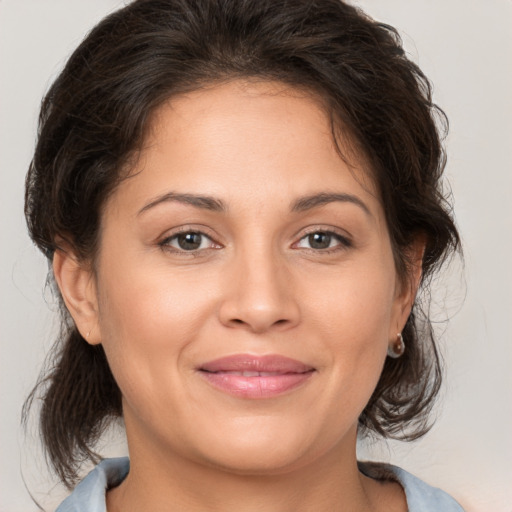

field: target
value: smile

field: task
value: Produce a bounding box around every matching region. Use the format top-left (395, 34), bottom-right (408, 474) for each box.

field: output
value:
top-left (198, 354), bottom-right (316, 399)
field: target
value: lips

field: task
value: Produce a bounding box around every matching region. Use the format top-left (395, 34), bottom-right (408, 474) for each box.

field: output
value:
top-left (198, 354), bottom-right (315, 399)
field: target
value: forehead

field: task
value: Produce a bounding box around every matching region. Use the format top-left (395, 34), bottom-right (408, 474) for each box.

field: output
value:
top-left (113, 80), bottom-right (380, 216)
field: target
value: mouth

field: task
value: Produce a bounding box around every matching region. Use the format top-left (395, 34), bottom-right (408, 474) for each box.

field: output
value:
top-left (198, 354), bottom-right (315, 399)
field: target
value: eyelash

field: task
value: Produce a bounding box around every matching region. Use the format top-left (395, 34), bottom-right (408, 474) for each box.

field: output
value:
top-left (158, 227), bottom-right (220, 257)
top-left (293, 228), bottom-right (353, 254)
top-left (158, 227), bottom-right (352, 256)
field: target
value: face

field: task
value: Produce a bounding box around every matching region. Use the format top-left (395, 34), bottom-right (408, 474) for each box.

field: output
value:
top-left (68, 80), bottom-right (414, 474)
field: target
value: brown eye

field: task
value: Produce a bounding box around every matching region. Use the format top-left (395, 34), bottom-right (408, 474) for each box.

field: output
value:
top-left (176, 232), bottom-right (203, 250)
top-left (161, 231), bottom-right (216, 252)
top-left (308, 232), bottom-right (332, 249)
top-left (295, 230), bottom-right (352, 252)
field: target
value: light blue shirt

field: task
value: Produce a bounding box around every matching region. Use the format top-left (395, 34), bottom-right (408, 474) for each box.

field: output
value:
top-left (56, 457), bottom-right (465, 511)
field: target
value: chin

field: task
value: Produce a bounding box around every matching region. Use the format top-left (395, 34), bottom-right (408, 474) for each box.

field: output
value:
top-left (182, 416), bottom-right (338, 476)
top-left (200, 443), bottom-right (312, 476)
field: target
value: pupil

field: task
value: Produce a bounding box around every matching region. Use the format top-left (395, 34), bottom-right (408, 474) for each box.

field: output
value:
top-left (178, 233), bottom-right (202, 250)
top-left (309, 232), bottom-right (331, 249)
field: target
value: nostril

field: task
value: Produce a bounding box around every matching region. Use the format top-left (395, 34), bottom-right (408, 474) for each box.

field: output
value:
top-left (227, 317), bottom-right (289, 331)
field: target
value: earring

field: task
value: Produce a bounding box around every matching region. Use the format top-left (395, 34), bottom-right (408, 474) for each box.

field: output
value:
top-left (387, 333), bottom-right (405, 359)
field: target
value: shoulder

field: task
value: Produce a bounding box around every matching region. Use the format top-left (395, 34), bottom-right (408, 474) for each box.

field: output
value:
top-left (359, 461), bottom-right (466, 512)
top-left (56, 457), bottom-right (129, 512)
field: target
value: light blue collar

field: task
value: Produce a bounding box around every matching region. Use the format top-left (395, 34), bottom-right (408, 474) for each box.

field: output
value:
top-left (57, 457), bottom-right (464, 512)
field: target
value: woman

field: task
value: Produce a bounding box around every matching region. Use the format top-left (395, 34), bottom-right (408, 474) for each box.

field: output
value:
top-left (24, 0), bottom-right (463, 510)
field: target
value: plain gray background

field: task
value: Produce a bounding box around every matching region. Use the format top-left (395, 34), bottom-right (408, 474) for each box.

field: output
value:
top-left (1, 1), bottom-right (511, 511)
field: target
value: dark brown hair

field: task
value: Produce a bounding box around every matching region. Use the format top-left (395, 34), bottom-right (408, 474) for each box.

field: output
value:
top-left (24, 0), bottom-right (460, 488)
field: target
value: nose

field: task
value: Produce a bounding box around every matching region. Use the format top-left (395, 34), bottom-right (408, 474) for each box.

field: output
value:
top-left (218, 246), bottom-right (300, 334)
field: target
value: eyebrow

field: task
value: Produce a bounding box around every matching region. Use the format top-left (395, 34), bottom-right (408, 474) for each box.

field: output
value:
top-left (138, 192), bottom-right (226, 215)
top-left (137, 191), bottom-right (370, 217)
top-left (291, 192), bottom-right (371, 216)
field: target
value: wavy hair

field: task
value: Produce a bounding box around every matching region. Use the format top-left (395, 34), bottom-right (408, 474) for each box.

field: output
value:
top-left (24, 0), bottom-right (460, 488)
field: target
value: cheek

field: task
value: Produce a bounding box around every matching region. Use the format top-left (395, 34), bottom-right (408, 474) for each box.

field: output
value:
top-left (307, 258), bottom-right (396, 346)
top-left (302, 257), bottom-right (396, 401)
top-left (94, 253), bottom-right (219, 399)
top-left (98, 243), bottom-right (215, 332)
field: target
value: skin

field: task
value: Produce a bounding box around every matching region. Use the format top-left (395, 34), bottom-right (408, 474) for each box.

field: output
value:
top-left (54, 80), bottom-right (421, 512)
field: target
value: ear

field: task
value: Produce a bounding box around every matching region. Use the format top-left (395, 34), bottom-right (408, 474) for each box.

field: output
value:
top-left (53, 245), bottom-right (101, 345)
top-left (391, 236), bottom-right (426, 335)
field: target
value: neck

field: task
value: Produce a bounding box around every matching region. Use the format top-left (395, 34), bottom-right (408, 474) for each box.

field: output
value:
top-left (106, 432), bottom-right (392, 512)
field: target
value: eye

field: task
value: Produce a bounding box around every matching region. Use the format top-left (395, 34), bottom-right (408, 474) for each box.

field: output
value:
top-left (295, 231), bottom-right (351, 251)
top-left (160, 231), bottom-right (218, 252)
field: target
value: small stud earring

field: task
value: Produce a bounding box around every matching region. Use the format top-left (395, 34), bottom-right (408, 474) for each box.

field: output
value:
top-left (387, 332), bottom-right (405, 359)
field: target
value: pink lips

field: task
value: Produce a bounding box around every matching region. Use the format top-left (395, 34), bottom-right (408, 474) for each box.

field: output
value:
top-left (198, 354), bottom-right (315, 399)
